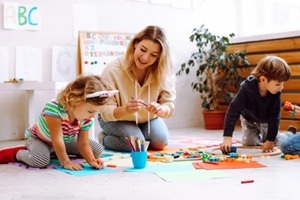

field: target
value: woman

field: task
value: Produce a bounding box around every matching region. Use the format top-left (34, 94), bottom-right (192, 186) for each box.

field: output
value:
top-left (98, 25), bottom-right (176, 152)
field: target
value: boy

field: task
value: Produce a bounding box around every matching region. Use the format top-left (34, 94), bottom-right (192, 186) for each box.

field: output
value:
top-left (279, 106), bottom-right (300, 155)
top-left (220, 55), bottom-right (291, 153)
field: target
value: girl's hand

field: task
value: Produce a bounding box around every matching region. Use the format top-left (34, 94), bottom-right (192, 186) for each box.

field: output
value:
top-left (62, 160), bottom-right (83, 170)
top-left (88, 158), bottom-right (104, 170)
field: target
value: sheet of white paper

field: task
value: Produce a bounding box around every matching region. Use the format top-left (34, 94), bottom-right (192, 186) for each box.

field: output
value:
top-left (15, 46), bottom-right (43, 81)
top-left (0, 47), bottom-right (9, 83)
top-left (51, 46), bottom-right (77, 82)
top-left (171, 0), bottom-right (192, 9)
top-left (150, 0), bottom-right (171, 5)
top-left (73, 4), bottom-right (98, 38)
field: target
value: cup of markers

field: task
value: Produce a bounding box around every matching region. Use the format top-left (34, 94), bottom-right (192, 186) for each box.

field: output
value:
top-left (131, 151), bottom-right (147, 169)
top-left (126, 136), bottom-right (149, 169)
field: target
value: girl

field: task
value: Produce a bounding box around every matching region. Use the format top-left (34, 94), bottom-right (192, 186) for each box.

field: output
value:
top-left (98, 25), bottom-right (176, 152)
top-left (0, 75), bottom-right (114, 170)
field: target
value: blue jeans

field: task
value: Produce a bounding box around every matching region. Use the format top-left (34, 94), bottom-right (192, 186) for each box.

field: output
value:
top-left (98, 115), bottom-right (169, 152)
top-left (279, 133), bottom-right (300, 155)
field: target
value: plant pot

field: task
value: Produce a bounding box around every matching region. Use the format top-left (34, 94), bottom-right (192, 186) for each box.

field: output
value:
top-left (202, 110), bottom-right (226, 130)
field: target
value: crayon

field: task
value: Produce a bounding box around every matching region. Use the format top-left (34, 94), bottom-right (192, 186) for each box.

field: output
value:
top-left (131, 97), bottom-right (147, 106)
top-left (106, 164), bottom-right (117, 168)
top-left (202, 161), bottom-right (219, 165)
top-left (241, 180), bottom-right (254, 184)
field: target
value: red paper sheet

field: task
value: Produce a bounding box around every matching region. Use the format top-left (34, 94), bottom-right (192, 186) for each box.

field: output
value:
top-left (193, 161), bottom-right (266, 170)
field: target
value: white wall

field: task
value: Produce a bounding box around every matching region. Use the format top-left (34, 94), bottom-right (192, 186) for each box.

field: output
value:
top-left (0, 0), bottom-right (209, 141)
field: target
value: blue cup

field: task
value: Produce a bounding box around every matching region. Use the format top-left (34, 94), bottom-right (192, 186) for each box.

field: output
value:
top-left (131, 151), bottom-right (147, 169)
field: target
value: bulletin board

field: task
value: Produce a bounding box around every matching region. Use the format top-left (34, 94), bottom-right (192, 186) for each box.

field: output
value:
top-left (77, 31), bottom-right (134, 75)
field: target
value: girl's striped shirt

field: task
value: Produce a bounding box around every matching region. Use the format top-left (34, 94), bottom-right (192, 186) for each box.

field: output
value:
top-left (25, 99), bottom-right (93, 143)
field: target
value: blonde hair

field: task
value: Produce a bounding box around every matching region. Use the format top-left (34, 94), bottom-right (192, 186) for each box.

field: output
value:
top-left (251, 55), bottom-right (291, 82)
top-left (124, 25), bottom-right (173, 87)
top-left (57, 75), bottom-right (109, 110)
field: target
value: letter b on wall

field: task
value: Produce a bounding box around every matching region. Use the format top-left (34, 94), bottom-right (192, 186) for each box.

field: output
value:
top-left (4, 2), bottom-right (41, 30)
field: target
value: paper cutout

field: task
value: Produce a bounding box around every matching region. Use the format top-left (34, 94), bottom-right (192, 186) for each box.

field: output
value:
top-left (192, 161), bottom-right (266, 170)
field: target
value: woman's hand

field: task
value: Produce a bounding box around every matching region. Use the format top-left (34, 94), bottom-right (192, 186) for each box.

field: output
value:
top-left (126, 98), bottom-right (144, 113)
top-left (146, 102), bottom-right (166, 117)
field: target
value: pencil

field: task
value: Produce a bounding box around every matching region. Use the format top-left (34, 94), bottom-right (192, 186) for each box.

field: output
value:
top-left (131, 97), bottom-right (147, 106)
top-left (106, 164), bottom-right (117, 168)
top-left (241, 180), bottom-right (254, 184)
top-left (125, 137), bottom-right (135, 151)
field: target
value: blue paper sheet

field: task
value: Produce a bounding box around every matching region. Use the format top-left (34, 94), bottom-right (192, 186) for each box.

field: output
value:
top-left (55, 163), bottom-right (117, 176)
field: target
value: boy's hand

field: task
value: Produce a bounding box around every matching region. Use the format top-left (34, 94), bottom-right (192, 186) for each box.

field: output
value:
top-left (220, 137), bottom-right (232, 153)
top-left (294, 105), bottom-right (300, 116)
top-left (261, 140), bottom-right (275, 153)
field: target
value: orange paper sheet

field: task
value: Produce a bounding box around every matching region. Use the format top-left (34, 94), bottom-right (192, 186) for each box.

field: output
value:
top-left (193, 161), bottom-right (266, 170)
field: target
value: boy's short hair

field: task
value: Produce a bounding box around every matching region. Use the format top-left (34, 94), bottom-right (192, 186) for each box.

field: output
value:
top-left (251, 55), bottom-right (291, 82)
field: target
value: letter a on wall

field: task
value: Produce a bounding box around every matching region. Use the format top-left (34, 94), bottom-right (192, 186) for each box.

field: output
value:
top-left (3, 2), bottom-right (41, 30)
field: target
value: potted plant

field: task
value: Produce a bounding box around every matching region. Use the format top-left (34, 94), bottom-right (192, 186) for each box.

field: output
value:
top-left (176, 25), bottom-right (250, 129)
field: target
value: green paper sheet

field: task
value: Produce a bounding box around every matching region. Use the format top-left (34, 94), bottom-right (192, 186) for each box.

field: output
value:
top-left (155, 170), bottom-right (230, 182)
top-left (124, 162), bottom-right (195, 172)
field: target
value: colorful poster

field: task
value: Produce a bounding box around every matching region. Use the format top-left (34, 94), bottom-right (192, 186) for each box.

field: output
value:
top-left (78, 32), bottom-right (134, 75)
top-left (3, 2), bottom-right (41, 30)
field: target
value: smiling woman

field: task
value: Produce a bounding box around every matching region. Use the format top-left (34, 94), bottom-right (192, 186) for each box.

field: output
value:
top-left (97, 25), bottom-right (176, 152)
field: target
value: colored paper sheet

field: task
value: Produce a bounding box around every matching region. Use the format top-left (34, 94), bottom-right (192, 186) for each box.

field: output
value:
top-left (124, 162), bottom-right (195, 173)
top-left (55, 163), bottom-right (117, 176)
top-left (192, 161), bottom-right (266, 170)
top-left (155, 170), bottom-right (230, 182)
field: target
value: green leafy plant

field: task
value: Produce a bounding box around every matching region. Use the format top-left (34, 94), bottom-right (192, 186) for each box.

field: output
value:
top-left (177, 25), bottom-right (250, 110)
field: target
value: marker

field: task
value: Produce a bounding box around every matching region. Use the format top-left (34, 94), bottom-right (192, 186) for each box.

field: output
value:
top-left (106, 164), bottom-right (117, 168)
top-left (131, 97), bottom-right (147, 106)
top-left (241, 180), bottom-right (254, 184)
